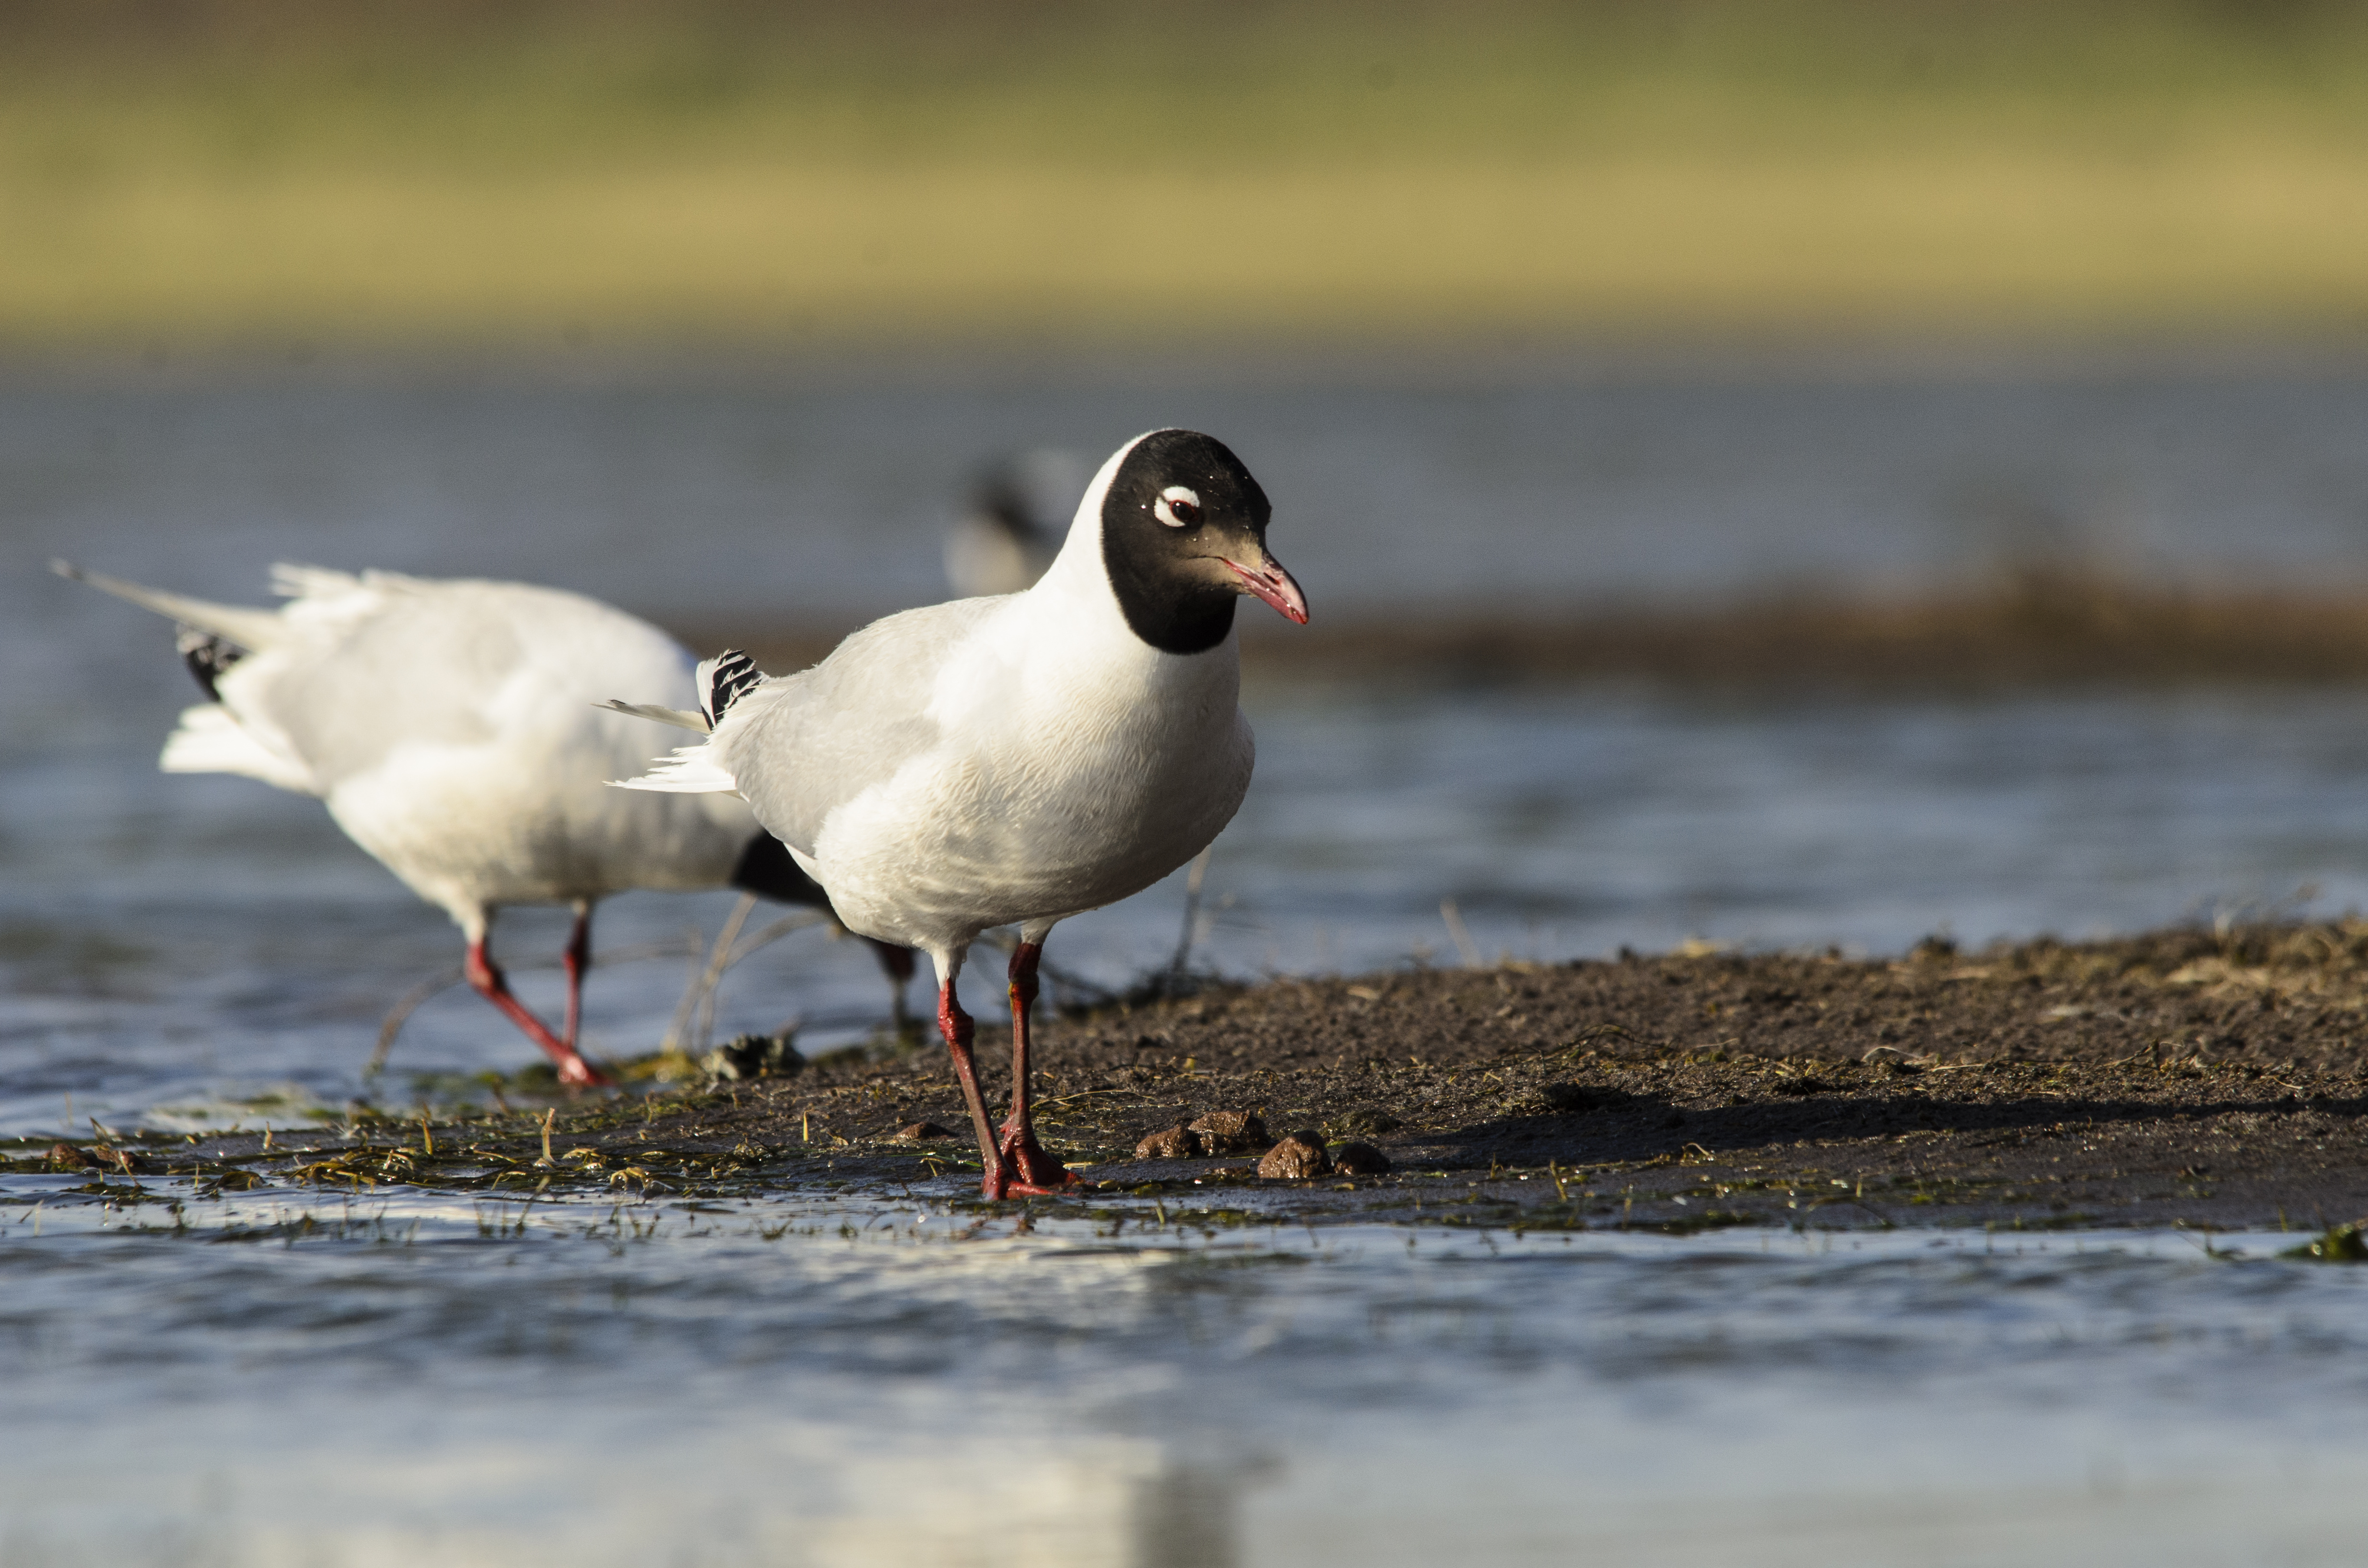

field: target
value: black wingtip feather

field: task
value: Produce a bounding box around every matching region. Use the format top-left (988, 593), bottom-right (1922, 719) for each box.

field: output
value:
top-left (703, 649), bottom-right (763, 728)
top-left (175, 624), bottom-right (248, 701)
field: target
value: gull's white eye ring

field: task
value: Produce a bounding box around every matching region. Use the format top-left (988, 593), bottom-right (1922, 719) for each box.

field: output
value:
top-left (1153, 485), bottom-right (1202, 527)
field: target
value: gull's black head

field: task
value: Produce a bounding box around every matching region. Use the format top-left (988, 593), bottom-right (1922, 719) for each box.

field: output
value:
top-left (1099, 429), bottom-right (1308, 655)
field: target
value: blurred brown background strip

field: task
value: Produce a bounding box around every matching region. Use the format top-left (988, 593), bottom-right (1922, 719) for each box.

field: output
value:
top-left (4, 0), bottom-right (2365, 350)
top-left (706, 571), bottom-right (2368, 692)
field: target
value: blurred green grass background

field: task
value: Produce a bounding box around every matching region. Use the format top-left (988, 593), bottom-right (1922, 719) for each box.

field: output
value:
top-left (4, 0), bottom-right (2365, 349)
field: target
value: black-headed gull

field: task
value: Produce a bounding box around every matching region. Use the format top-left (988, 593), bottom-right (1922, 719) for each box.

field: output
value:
top-left (617, 429), bottom-right (1307, 1197)
top-left (941, 448), bottom-right (1085, 597)
top-left (54, 561), bottom-right (913, 1087)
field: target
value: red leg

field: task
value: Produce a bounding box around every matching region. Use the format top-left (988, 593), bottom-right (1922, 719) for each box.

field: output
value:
top-left (996, 941), bottom-right (1075, 1194)
top-left (938, 978), bottom-right (1006, 1197)
top-left (465, 937), bottom-right (611, 1088)
top-left (560, 903), bottom-right (593, 1051)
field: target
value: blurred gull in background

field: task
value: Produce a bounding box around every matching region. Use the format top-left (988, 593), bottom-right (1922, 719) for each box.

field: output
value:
top-left (942, 448), bottom-right (1088, 598)
top-left (53, 561), bottom-right (912, 1086)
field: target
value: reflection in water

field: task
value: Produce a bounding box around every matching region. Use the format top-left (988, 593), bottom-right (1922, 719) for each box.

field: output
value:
top-left (1129, 1458), bottom-right (1247, 1568)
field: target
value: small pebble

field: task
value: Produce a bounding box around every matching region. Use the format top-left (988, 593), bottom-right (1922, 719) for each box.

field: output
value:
top-left (894, 1122), bottom-right (955, 1141)
top-left (1258, 1130), bottom-right (1332, 1179)
top-left (1189, 1110), bottom-right (1270, 1154)
top-left (1330, 1140), bottom-right (1392, 1175)
top-left (1135, 1123), bottom-right (1203, 1159)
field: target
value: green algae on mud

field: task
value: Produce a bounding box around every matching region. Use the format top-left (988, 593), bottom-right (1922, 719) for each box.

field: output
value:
top-left (11, 920), bottom-right (2368, 1235)
top-left (2284, 1223), bottom-right (2368, 1263)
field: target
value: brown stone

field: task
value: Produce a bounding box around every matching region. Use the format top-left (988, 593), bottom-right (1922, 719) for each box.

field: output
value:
top-left (1257, 1130), bottom-right (1332, 1179)
top-left (894, 1122), bottom-right (955, 1141)
top-left (1135, 1123), bottom-right (1203, 1160)
top-left (1330, 1140), bottom-right (1392, 1175)
top-left (1188, 1110), bottom-right (1270, 1154)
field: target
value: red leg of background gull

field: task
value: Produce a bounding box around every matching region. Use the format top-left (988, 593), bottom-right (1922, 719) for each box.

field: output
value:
top-left (938, 979), bottom-right (1006, 1198)
top-left (465, 937), bottom-right (612, 1089)
top-left (997, 941), bottom-right (1075, 1193)
top-left (560, 903), bottom-right (593, 1051)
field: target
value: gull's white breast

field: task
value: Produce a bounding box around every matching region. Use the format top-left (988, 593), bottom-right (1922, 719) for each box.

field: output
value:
top-left (798, 595), bottom-right (1254, 953)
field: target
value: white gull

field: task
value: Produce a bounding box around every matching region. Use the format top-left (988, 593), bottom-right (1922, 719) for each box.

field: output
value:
top-left (615, 429), bottom-right (1307, 1196)
top-left (55, 561), bottom-right (912, 1087)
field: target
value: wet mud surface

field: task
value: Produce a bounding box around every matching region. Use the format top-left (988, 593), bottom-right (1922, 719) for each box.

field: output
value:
top-left (18, 922), bottom-right (2368, 1236)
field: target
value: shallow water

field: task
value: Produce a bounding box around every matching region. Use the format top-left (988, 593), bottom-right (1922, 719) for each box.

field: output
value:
top-left (11, 365), bottom-right (2368, 1131)
top-left (5, 1182), bottom-right (2367, 1568)
top-left (8, 678), bottom-right (2368, 1139)
top-left (9, 361), bottom-right (2368, 1559)
top-left (12, 360), bottom-right (2368, 627)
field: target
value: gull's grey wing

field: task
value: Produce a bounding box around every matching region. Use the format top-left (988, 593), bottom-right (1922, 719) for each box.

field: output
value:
top-left (252, 588), bottom-right (511, 784)
top-left (240, 578), bottom-right (694, 790)
top-left (721, 597), bottom-right (1005, 855)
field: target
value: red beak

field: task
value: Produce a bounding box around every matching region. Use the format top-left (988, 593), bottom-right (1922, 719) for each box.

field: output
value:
top-left (1223, 554), bottom-right (1310, 625)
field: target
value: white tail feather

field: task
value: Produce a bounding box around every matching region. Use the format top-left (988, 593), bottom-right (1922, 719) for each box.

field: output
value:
top-left (601, 698), bottom-right (709, 732)
top-left (159, 705), bottom-right (316, 794)
top-left (613, 743), bottom-right (739, 795)
top-left (52, 560), bottom-right (284, 651)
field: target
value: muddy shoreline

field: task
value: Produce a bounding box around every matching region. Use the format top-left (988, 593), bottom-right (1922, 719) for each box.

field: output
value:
top-left (17, 922), bottom-right (2368, 1238)
top-left (713, 576), bottom-right (2368, 694)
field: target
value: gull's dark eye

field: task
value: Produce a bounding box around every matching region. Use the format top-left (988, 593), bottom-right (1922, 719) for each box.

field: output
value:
top-left (1153, 485), bottom-right (1202, 528)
